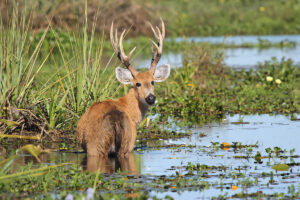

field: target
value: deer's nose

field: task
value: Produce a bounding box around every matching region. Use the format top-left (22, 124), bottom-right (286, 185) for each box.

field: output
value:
top-left (145, 94), bottom-right (156, 105)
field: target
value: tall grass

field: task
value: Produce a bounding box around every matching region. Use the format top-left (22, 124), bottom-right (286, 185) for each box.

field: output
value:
top-left (0, 0), bottom-right (120, 133)
top-left (0, 4), bottom-right (49, 110)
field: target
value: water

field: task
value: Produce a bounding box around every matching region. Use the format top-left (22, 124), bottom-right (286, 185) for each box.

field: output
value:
top-left (145, 114), bottom-right (300, 199)
top-left (225, 47), bottom-right (300, 67)
top-left (139, 114), bottom-right (300, 174)
top-left (173, 35), bottom-right (300, 44)
top-left (134, 35), bottom-right (300, 69)
top-left (3, 114), bottom-right (299, 199)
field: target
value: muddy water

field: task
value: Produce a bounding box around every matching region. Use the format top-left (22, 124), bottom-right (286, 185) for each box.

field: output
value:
top-left (134, 35), bottom-right (300, 69)
top-left (4, 114), bottom-right (299, 199)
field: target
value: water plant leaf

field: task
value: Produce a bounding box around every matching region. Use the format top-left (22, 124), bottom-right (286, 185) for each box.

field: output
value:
top-left (21, 144), bottom-right (41, 162)
top-left (272, 164), bottom-right (290, 171)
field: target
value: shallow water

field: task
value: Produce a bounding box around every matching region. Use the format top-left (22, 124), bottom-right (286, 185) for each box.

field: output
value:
top-left (173, 35), bottom-right (300, 44)
top-left (4, 114), bottom-right (299, 199)
top-left (173, 114), bottom-right (300, 154)
top-left (135, 35), bottom-right (300, 69)
top-left (141, 114), bottom-right (300, 198)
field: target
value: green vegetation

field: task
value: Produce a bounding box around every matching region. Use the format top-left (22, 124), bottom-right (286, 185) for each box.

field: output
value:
top-left (154, 0), bottom-right (300, 36)
top-left (165, 59), bottom-right (299, 115)
top-left (153, 45), bottom-right (300, 125)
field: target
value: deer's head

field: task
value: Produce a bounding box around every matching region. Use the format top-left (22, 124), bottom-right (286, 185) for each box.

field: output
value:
top-left (110, 19), bottom-right (170, 106)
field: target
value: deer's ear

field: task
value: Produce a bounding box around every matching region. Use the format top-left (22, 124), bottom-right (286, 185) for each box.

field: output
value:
top-left (116, 67), bottom-right (133, 84)
top-left (154, 64), bottom-right (170, 82)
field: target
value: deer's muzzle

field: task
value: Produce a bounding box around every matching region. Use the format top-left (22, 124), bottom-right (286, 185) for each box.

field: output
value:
top-left (145, 94), bottom-right (156, 105)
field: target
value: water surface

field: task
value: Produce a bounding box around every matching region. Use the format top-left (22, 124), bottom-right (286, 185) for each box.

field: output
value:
top-left (135, 35), bottom-right (300, 69)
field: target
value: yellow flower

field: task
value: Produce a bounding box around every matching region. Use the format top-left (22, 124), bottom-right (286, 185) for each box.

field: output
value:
top-left (266, 76), bottom-right (273, 82)
top-left (188, 83), bottom-right (195, 88)
top-left (221, 142), bottom-right (231, 150)
top-left (275, 79), bottom-right (282, 84)
top-left (232, 185), bottom-right (238, 190)
top-left (222, 142), bottom-right (230, 147)
top-left (255, 83), bottom-right (260, 88)
top-left (259, 6), bottom-right (265, 12)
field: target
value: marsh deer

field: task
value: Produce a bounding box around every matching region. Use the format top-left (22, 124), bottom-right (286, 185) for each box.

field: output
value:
top-left (77, 19), bottom-right (170, 158)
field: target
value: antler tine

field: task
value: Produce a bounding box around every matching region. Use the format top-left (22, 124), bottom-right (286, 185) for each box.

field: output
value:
top-left (128, 46), bottom-right (137, 58)
top-left (160, 17), bottom-right (165, 39)
top-left (119, 30), bottom-right (127, 60)
top-left (150, 41), bottom-right (156, 57)
top-left (151, 40), bottom-right (160, 52)
top-left (149, 22), bottom-right (159, 40)
top-left (110, 22), bottom-right (118, 55)
top-left (156, 26), bottom-right (163, 52)
top-left (149, 18), bottom-right (165, 74)
top-left (110, 22), bottom-right (138, 77)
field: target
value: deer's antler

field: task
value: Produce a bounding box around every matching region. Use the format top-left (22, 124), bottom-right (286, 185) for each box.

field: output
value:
top-left (149, 18), bottom-right (165, 74)
top-left (110, 22), bottom-right (138, 77)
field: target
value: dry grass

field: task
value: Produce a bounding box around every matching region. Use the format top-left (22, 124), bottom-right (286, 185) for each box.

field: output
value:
top-left (1, 0), bottom-right (156, 36)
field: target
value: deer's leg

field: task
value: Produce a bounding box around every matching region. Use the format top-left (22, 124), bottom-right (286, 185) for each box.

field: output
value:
top-left (118, 137), bottom-right (130, 158)
top-left (117, 115), bottom-right (133, 158)
top-left (128, 126), bottom-right (137, 153)
top-left (87, 141), bottom-right (101, 157)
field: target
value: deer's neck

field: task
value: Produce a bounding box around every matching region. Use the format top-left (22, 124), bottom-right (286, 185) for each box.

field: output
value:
top-left (121, 88), bottom-right (148, 126)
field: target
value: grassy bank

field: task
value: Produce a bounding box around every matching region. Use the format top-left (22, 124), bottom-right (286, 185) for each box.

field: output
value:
top-left (154, 0), bottom-right (300, 36)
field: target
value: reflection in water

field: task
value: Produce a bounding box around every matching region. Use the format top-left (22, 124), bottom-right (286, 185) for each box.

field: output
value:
top-left (0, 143), bottom-right (139, 175)
top-left (84, 153), bottom-right (138, 174)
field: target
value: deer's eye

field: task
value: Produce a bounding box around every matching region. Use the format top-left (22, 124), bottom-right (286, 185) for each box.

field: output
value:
top-left (151, 81), bottom-right (155, 85)
top-left (136, 82), bottom-right (142, 87)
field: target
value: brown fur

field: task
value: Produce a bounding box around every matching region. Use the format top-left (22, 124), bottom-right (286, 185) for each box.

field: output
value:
top-left (77, 71), bottom-right (154, 158)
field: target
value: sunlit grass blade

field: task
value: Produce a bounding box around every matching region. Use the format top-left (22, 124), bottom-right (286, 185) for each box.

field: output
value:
top-left (0, 163), bottom-right (71, 182)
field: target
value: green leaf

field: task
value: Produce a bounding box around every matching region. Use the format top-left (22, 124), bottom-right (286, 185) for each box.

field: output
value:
top-left (272, 164), bottom-right (290, 171)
